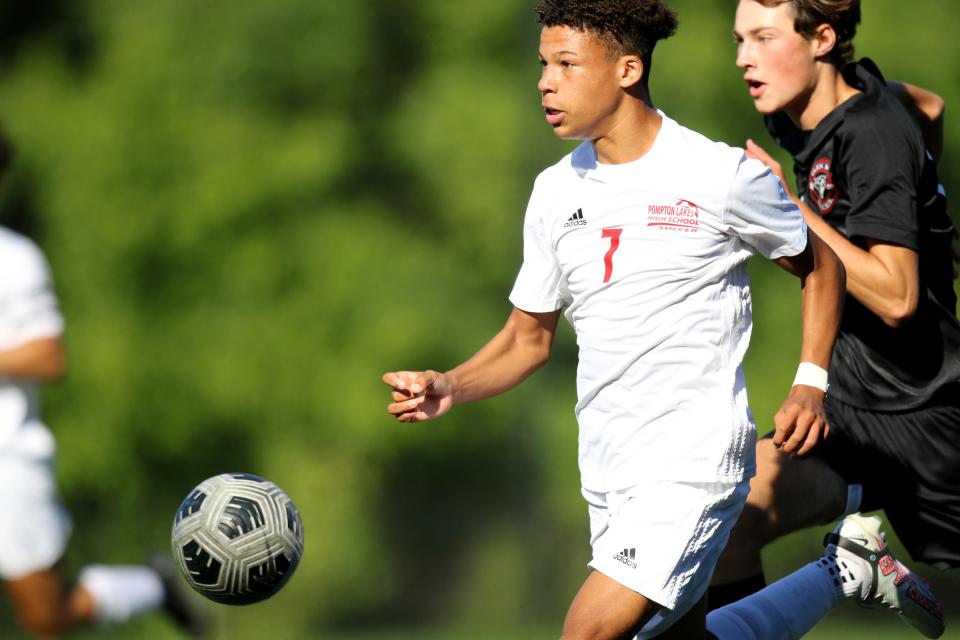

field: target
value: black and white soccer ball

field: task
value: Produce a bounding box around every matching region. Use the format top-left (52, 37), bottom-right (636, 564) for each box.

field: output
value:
top-left (171, 472), bottom-right (304, 605)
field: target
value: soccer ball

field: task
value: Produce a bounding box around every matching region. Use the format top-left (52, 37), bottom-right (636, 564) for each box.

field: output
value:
top-left (171, 472), bottom-right (304, 605)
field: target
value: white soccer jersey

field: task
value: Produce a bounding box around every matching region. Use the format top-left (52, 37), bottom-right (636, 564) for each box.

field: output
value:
top-left (509, 114), bottom-right (806, 492)
top-left (0, 227), bottom-right (64, 456)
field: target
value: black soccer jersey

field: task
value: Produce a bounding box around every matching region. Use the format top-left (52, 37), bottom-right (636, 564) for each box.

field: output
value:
top-left (766, 59), bottom-right (960, 411)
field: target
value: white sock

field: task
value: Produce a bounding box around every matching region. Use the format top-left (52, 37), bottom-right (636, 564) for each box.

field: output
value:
top-left (78, 565), bottom-right (165, 624)
top-left (706, 551), bottom-right (866, 640)
top-left (842, 484), bottom-right (864, 518)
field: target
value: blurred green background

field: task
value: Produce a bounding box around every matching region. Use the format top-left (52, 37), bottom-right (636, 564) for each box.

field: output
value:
top-left (0, 0), bottom-right (957, 638)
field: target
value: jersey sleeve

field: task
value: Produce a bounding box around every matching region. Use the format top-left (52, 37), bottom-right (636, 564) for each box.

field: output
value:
top-left (0, 241), bottom-right (65, 350)
top-left (723, 154), bottom-right (808, 259)
top-left (839, 117), bottom-right (920, 250)
top-left (508, 175), bottom-right (565, 312)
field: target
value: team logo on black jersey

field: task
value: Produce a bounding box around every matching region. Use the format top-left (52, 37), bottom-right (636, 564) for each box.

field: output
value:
top-left (809, 156), bottom-right (838, 215)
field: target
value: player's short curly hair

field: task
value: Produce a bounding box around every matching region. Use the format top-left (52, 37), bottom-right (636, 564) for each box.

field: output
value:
top-left (534, 0), bottom-right (678, 81)
top-left (754, 0), bottom-right (860, 64)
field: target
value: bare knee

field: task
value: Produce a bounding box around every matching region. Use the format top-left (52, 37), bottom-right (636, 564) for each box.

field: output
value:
top-left (561, 605), bottom-right (650, 640)
top-left (561, 571), bottom-right (654, 640)
top-left (748, 439), bottom-right (846, 535)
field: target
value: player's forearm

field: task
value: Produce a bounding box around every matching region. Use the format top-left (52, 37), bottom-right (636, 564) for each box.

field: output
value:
top-left (797, 231), bottom-right (845, 368)
top-left (0, 336), bottom-right (66, 381)
top-left (800, 204), bottom-right (918, 327)
top-left (446, 310), bottom-right (556, 406)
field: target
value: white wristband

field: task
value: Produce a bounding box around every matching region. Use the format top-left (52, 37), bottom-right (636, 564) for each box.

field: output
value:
top-left (793, 362), bottom-right (829, 392)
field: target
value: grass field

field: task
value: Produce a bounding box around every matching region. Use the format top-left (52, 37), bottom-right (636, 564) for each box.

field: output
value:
top-left (60, 613), bottom-right (958, 640)
top-left (16, 524), bottom-right (959, 640)
top-left (13, 606), bottom-right (949, 639)
top-left (315, 617), bottom-right (955, 640)
top-left (264, 617), bottom-right (957, 640)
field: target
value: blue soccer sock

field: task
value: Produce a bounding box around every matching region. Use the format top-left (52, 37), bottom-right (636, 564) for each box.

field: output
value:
top-left (705, 551), bottom-right (863, 639)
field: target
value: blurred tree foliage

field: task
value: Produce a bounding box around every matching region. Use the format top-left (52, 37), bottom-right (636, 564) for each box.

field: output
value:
top-left (0, 1), bottom-right (956, 638)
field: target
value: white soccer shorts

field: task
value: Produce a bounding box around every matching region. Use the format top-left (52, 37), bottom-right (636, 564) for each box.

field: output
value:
top-left (584, 477), bottom-right (750, 638)
top-left (0, 441), bottom-right (72, 580)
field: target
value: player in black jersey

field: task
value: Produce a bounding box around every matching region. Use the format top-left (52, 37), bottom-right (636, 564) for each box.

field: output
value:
top-left (711, 0), bottom-right (957, 636)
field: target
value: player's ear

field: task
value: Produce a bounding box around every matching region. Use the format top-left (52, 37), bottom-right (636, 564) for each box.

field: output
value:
top-left (619, 55), bottom-right (644, 89)
top-left (811, 23), bottom-right (837, 59)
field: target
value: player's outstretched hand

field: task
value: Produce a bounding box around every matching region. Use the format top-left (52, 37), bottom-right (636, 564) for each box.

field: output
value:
top-left (772, 385), bottom-right (830, 456)
top-left (383, 370), bottom-right (454, 423)
top-left (745, 138), bottom-right (795, 201)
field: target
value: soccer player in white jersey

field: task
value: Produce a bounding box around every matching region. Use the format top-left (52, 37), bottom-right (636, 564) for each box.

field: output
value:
top-left (0, 131), bottom-right (206, 636)
top-left (376, 1), bottom-right (929, 637)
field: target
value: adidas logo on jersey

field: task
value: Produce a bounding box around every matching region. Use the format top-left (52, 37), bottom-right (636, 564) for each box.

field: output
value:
top-left (564, 208), bottom-right (588, 228)
top-left (614, 547), bottom-right (637, 570)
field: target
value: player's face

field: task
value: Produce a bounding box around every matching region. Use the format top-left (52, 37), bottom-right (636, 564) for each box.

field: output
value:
top-left (733, 0), bottom-right (820, 118)
top-left (538, 26), bottom-right (628, 140)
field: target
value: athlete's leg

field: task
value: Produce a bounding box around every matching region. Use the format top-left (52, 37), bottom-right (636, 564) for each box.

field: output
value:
top-left (6, 560), bottom-right (206, 637)
top-left (1, 445), bottom-right (206, 636)
top-left (4, 564), bottom-right (95, 636)
top-left (567, 480), bottom-right (750, 639)
top-left (0, 450), bottom-right (89, 636)
top-left (561, 569), bottom-right (660, 640)
top-left (561, 584), bottom-right (718, 640)
top-left (710, 439), bottom-right (847, 592)
top-left (707, 551), bottom-right (847, 640)
top-left (561, 573), bottom-right (715, 640)
top-left (707, 514), bottom-right (945, 639)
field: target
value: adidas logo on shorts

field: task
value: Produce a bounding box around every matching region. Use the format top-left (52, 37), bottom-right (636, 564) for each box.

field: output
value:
top-left (614, 547), bottom-right (637, 570)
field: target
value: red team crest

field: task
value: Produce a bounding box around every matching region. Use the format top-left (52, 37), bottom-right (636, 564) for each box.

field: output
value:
top-left (808, 156), bottom-right (838, 215)
top-left (647, 199), bottom-right (699, 232)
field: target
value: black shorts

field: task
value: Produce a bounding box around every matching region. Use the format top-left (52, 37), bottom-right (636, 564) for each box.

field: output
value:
top-left (814, 386), bottom-right (960, 569)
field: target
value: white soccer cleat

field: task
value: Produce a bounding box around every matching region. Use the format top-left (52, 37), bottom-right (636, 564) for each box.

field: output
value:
top-left (824, 513), bottom-right (946, 639)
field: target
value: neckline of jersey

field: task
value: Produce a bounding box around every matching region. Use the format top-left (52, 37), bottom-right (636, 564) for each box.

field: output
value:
top-left (578, 111), bottom-right (674, 183)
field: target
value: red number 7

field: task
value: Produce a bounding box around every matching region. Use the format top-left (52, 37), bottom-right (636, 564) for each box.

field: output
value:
top-left (602, 227), bottom-right (623, 283)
